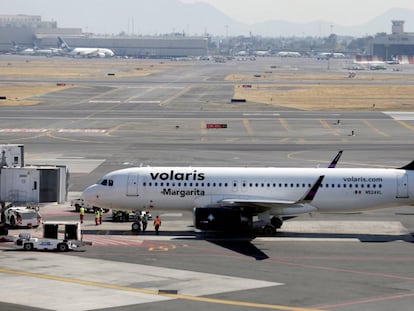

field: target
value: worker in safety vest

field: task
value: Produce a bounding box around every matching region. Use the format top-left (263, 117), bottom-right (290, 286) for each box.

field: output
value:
top-left (141, 213), bottom-right (148, 232)
top-left (153, 215), bottom-right (161, 235)
top-left (94, 209), bottom-right (100, 225)
top-left (79, 206), bottom-right (85, 224)
top-left (99, 208), bottom-right (103, 224)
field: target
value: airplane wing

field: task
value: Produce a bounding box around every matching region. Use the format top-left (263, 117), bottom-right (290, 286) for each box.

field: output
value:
top-left (219, 175), bottom-right (325, 213)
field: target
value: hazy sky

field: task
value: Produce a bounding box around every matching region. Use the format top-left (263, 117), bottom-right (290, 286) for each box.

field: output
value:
top-left (181, 0), bottom-right (414, 25)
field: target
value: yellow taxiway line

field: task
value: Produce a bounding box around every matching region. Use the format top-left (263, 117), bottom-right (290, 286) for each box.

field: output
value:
top-left (0, 268), bottom-right (324, 311)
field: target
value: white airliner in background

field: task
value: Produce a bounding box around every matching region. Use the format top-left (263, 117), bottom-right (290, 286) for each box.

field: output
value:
top-left (58, 36), bottom-right (114, 58)
top-left (82, 153), bottom-right (414, 234)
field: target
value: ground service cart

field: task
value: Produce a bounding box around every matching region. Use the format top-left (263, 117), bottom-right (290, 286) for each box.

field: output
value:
top-left (14, 221), bottom-right (91, 251)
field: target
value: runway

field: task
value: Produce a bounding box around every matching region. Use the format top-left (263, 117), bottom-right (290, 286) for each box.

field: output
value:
top-left (1, 56), bottom-right (414, 311)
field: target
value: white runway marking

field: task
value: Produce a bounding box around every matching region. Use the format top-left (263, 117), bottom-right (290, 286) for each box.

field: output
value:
top-left (88, 100), bottom-right (121, 103)
top-left (383, 112), bottom-right (414, 120)
top-left (127, 100), bottom-right (161, 104)
top-left (58, 129), bottom-right (107, 133)
top-left (0, 128), bottom-right (47, 133)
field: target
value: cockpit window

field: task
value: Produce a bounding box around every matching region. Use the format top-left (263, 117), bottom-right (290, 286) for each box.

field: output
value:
top-left (99, 178), bottom-right (114, 186)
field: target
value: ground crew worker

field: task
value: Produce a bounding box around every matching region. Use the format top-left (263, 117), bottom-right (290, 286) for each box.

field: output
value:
top-left (99, 208), bottom-right (103, 224)
top-left (141, 212), bottom-right (148, 232)
top-left (79, 206), bottom-right (85, 224)
top-left (153, 215), bottom-right (161, 235)
top-left (94, 208), bottom-right (100, 225)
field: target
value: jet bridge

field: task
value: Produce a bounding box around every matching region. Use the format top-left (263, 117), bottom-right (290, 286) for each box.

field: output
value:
top-left (0, 144), bottom-right (68, 206)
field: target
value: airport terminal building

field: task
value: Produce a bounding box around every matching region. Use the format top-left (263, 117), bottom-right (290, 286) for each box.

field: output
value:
top-left (369, 20), bottom-right (414, 63)
top-left (0, 14), bottom-right (208, 58)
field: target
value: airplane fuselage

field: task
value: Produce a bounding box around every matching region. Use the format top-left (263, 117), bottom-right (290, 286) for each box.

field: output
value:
top-left (82, 166), bottom-right (414, 216)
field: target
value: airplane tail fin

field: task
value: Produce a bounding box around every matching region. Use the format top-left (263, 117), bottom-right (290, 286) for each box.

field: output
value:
top-left (57, 36), bottom-right (69, 50)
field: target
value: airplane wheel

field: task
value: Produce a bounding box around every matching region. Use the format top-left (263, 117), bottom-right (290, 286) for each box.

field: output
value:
top-left (263, 225), bottom-right (276, 236)
top-left (131, 222), bottom-right (141, 232)
top-left (271, 217), bottom-right (283, 229)
top-left (58, 243), bottom-right (69, 252)
top-left (24, 243), bottom-right (33, 251)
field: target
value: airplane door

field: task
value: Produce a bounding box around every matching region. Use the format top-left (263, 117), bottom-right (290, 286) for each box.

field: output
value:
top-left (232, 180), bottom-right (238, 192)
top-left (396, 173), bottom-right (409, 198)
top-left (126, 173), bottom-right (139, 196)
top-left (241, 180), bottom-right (247, 192)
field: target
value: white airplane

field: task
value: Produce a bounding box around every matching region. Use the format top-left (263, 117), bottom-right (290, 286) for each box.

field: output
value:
top-left (82, 152), bottom-right (413, 234)
top-left (11, 41), bottom-right (35, 55)
top-left (58, 36), bottom-right (114, 58)
top-left (277, 51), bottom-right (301, 57)
top-left (253, 50), bottom-right (271, 57)
top-left (33, 45), bottom-right (63, 57)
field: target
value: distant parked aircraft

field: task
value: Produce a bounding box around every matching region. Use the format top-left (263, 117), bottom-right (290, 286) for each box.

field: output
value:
top-left (11, 41), bottom-right (35, 55)
top-left (277, 51), bottom-right (301, 57)
top-left (58, 36), bottom-right (114, 58)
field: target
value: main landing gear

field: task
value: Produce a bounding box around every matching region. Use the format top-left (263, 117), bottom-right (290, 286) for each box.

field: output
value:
top-left (255, 216), bottom-right (284, 236)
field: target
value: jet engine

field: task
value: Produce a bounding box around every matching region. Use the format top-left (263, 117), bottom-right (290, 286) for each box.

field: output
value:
top-left (193, 207), bottom-right (252, 232)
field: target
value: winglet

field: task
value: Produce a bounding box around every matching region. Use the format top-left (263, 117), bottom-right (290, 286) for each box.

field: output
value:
top-left (300, 175), bottom-right (325, 203)
top-left (399, 160), bottom-right (414, 170)
top-left (328, 150), bottom-right (343, 168)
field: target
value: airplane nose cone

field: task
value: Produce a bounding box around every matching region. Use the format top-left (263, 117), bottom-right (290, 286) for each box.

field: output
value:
top-left (82, 184), bottom-right (98, 205)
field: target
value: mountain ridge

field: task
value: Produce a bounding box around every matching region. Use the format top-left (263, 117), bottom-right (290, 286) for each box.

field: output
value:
top-left (2, 1), bottom-right (414, 36)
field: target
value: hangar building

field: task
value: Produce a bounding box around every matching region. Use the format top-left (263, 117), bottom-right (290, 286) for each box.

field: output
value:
top-left (0, 14), bottom-right (208, 58)
top-left (370, 20), bottom-right (414, 62)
